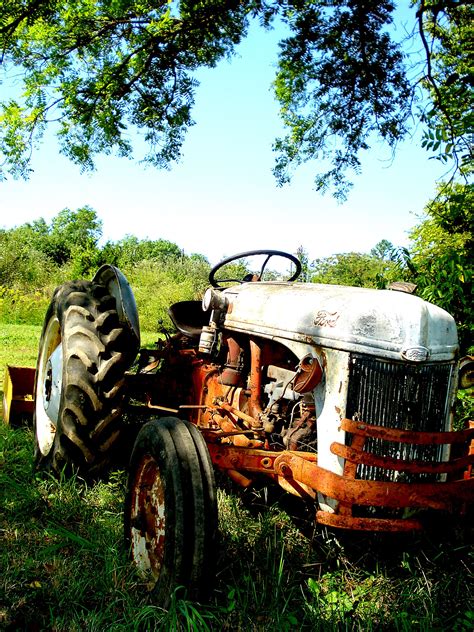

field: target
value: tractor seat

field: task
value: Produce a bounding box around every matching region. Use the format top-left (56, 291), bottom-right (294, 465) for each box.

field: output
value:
top-left (168, 300), bottom-right (209, 338)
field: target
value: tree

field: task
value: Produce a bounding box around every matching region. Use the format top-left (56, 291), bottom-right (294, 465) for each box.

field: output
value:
top-left (0, 225), bottom-right (55, 287)
top-left (39, 206), bottom-right (103, 273)
top-left (0, 0), bottom-right (248, 177)
top-left (309, 250), bottom-right (397, 287)
top-left (103, 235), bottom-right (184, 269)
top-left (50, 206), bottom-right (102, 248)
top-left (418, 1), bottom-right (473, 175)
top-left (295, 245), bottom-right (310, 282)
top-left (0, 2), bottom-right (472, 197)
top-left (406, 182), bottom-right (473, 352)
top-left (0, 206), bottom-right (103, 279)
top-left (370, 239), bottom-right (396, 261)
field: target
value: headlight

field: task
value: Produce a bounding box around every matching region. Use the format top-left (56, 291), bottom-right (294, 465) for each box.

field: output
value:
top-left (459, 355), bottom-right (474, 389)
top-left (202, 288), bottom-right (228, 312)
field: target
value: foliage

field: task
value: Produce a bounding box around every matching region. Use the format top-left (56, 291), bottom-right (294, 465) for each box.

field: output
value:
top-left (418, 1), bottom-right (473, 176)
top-left (309, 243), bottom-right (398, 288)
top-left (0, 1), bottom-right (471, 197)
top-left (0, 226), bottom-right (57, 289)
top-left (0, 0), bottom-right (249, 178)
top-left (125, 257), bottom-right (209, 332)
top-left (100, 235), bottom-right (184, 269)
top-left (0, 285), bottom-right (52, 326)
top-left (407, 182), bottom-right (473, 353)
top-left (0, 206), bottom-right (104, 286)
top-left (370, 238), bottom-right (397, 261)
top-left (48, 206), bottom-right (103, 270)
top-left (273, 0), bottom-right (410, 199)
top-left (0, 207), bottom-right (211, 330)
top-left (455, 389), bottom-right (474, 430)
top-left (296, 245), bottom-right (310, 282)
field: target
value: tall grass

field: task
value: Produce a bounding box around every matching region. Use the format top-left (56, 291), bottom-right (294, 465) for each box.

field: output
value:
top-left (2, 427), bottom-right (473, 631)
top-left (0, 286), bottom-right (53, 326)
top-left (124, 260), bottom-right (207, 332)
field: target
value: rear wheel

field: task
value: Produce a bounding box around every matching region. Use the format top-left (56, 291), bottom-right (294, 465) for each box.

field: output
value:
top-left (124, 417), bottom-right (218, 605)
top-left (34, 280), bottom-right (137, 476)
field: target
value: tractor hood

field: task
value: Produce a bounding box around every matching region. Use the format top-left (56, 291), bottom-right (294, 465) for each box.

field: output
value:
top-left (221, 282), bottom-right (458, 362)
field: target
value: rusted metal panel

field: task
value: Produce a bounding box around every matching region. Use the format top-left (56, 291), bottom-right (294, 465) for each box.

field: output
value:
top-left (273, 452), bottom-right (474, 510)
top-left (331, 441), bottom-right (474, 475)
top-left (129, 454), bottom-right (166, 580)
top-left (207, 443), bottom-right (473, 519)
top-left (341, 418), bottom-right (474, 445)
top-left (315, 511), bottom-right (424, 532)
top-left (208, 444), bottom-right (281, 473)
top-left (207, 444), bottom-right (473, 508)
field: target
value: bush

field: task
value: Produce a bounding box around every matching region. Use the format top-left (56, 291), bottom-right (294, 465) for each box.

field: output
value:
top-left (124, 258), bottom-right (209, 332)
top-left (0, 286), bottom-right (52, 326)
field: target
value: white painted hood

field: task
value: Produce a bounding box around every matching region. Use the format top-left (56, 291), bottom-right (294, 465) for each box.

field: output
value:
top-left (222, 282), bottom-right (458, 361)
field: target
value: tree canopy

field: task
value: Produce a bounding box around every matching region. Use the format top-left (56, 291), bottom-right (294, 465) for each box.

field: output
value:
top-left (0, 1), bottom-right (471, 197)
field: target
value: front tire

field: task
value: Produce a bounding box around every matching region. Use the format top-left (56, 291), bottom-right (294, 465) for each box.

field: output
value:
top-left (34, 280), bottom-right (138, 476)
top-left (124, 417), bottom-right (218, 605)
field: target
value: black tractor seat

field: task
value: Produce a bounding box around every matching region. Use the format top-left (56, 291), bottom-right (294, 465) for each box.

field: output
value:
top-left (168, 300), bottom-right (209, 338)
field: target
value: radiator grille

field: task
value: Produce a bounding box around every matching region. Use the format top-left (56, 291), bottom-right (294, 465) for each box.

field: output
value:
top-left (345, 354), bottom-right (454, 482)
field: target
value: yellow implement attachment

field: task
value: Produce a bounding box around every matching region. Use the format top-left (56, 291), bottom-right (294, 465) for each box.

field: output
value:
top-left (2, 365), bottom-right (35, 424)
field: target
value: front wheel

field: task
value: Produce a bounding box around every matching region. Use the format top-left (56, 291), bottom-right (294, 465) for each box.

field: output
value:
top-left (124, 417), bottom-right (218, 605)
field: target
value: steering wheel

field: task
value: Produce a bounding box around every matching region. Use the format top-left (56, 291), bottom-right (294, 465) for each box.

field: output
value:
top-left (209, 249), bottom-right (302, 289)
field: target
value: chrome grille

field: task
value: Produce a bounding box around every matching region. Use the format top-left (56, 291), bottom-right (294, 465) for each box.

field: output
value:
top-left (345, 354), bottom-right (455, 482)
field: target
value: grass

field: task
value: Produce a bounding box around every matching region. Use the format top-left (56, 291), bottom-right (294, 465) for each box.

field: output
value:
top-left (1, 325), bottom-right (473, 630)
top-left (0, 324), bottom-right (41, 393)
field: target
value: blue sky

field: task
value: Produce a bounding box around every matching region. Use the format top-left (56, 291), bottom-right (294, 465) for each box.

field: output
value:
top-left (0, 12), bottom-right (447, 266)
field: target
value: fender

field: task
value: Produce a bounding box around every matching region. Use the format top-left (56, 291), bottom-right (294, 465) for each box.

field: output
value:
top-left (92, 265), bottom-right (140, 347)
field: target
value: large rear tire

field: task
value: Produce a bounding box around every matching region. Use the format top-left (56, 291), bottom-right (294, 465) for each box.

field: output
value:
top-left (124, 417), bottom-right (218, 606)
top-left (34, 280), bottom-right (138, 476)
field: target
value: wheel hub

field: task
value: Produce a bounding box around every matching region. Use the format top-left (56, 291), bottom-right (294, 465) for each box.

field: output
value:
top-left (42, 344), bottom-right (63, 424)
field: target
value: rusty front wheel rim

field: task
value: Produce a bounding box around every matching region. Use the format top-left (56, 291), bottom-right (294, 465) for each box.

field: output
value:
top-left (130, 454), bottom-right (166, 582)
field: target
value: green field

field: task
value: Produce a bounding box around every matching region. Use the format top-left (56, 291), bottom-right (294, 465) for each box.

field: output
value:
top-left (1, 324), bottom-right (473, 630)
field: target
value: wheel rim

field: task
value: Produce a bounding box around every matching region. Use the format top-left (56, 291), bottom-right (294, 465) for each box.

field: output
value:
top-left (35, 316), bottom-right (62, 455)
top-left (130, 454), bottom-right (166, 582)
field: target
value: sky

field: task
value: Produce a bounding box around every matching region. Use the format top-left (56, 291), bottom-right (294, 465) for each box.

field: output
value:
top-left (0, 12), bottom-right (447, 267)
